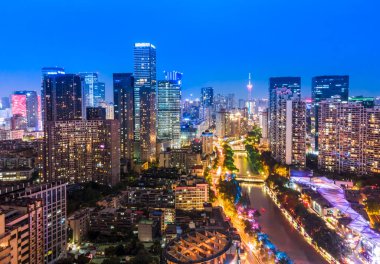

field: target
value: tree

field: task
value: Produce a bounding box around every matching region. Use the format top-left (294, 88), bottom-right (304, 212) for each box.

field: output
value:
top-left (149, 240), bottom-right (162, 255)
top-left (114, 244), bottom-right (127, 256)
top-left (104, 246), bottom-right (116, 257)
top-left (102, 257), bottom-right (121, 264)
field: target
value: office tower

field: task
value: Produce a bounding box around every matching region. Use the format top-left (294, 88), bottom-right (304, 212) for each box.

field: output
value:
top-left (0, 182), bottom-right (67, 264)
top-left (44, 120), bottom-right (120, 185)
top-left (86, 107), bottom-right (106, 120)
top-left (11, 91), bottom-right (39, 130)
top-left (42, 72), bottom-right (82, 122)
top-left (165, 71), bottom-right (183, 82)
top-left (133, 43), bottom-right (157, 142)
top-left (0, 198), bottom-right (44, 264)
top-left (94, 82), bottom-right (105, 106)
top-left (201, 87), bottom-right (214, 107)
top-left (312, 75), bottom-right (349, 150)
top-left (113, 73), bottom-right (135, 165)
top-left (269, 77), bottom-right (301, 154)
top-left (226, 93), bottom-right (235, 110)
top-left (318, 98), bottom-right (380, 175)
top-left (1, 97), bottom-right (10, 109)
top-left (80, 72), bottom-right (98, 111)
top-left (157, 79), bottom-right (181, 149)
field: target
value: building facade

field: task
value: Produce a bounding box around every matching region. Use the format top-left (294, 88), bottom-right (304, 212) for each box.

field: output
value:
top-left (44, 120), bottom-right (120, 185)
top-left (113, 73), bottom-right (134, 165)
top-left (318, 99), bottom-right (380, 175)
top-left (312, 75), bottom-right (349, 150)
top-left (0, 182), bottom-right (67, 264)
top-left (157, 80), bottom-right (181, 149)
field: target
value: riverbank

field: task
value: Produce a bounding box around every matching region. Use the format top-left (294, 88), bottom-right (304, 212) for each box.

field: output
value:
top-left (264, 184), bottom-right (338, 263)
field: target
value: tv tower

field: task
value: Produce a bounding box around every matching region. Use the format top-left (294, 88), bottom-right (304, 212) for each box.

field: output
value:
top-left (247, 73), bottom-right (253, 101)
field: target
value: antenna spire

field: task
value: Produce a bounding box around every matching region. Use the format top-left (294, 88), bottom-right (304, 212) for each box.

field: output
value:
top-left (247, 73), bottom-right (253, 101)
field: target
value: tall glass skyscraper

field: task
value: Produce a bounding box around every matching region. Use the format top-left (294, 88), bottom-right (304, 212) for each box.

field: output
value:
top-left (94, 81), bottom-right (106, 106)
top-left (42, 72), bottom-right (82, 122)
top-left (312, 75), bottom-right (349, 150)
top-left (113, 73), bottom-right (135, 166)
top-left (134, 43), bottom-right (157, 162)
top-left (157, 73), bottom-right (182, 149)
top-left (80, 72), bottom-right (98, 110)
top-left (133, 43), bottom-right (157, 141)
top-left (201, 87), bottom-right (214, 107)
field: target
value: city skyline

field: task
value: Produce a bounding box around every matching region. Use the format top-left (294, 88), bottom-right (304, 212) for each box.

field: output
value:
top-left (1, 0), bottom-right (379, 100)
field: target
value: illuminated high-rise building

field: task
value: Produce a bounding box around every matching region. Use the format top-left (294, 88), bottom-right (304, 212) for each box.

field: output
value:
top-left (80, 72), bottom-right (98, 111)
top-left (113, 73), bottom-right (135, 166)
top-left (42, 69), bottom-right (120, 186)
top-left (44, 119), bottom-right (120, 185)
top-left (157, 78), bottom-right (181, 149)
top-left (11, 91), bottom-right (39, 131)
top-left (318, 98), bottom-right (380, 175)
top-left (94, 82), bottom-right (105, 106)
top-left (42, 71), bottom-right (82, 122)
top-left (133, 43), bottom-right (156, 141)
top-left (201, 87), bottom-right (214, 107)
top-left (312, 75), bottom-right (349, 150)
top-left (134, 43), bottom-right (157, 162)
top-left (269, 77), bottom-right (301, 153)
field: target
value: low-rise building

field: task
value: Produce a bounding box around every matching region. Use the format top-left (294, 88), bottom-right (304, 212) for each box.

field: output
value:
top-left (174, 176), bottom-right (209, 211)
top-left (68, 208), bottom-right (92, 244)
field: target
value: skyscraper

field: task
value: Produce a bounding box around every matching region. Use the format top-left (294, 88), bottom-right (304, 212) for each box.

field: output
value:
top-left (94, 81), bottom-right (106, 106)
top-left (133, 43), bottom-right (157, 141)
top-left (42, 68), bottom-right (119, 185)
top-left (113, 73), bottom-right (135, 166)
top-left (201, 87), bottom-right (214, 107)
top-left (42, 72), bottom-right (82, 122)
top-left (269, 77), bottom-right (301, 154)
top-left (312, 75), bottom-right (349, 150)
top-left (140, 85), bottom-right (157, 162)
top-left (157, 78), bottom-right (181, 149)
top-left (80, 72), bottom-right (98, 111)
top-left (11, 91), bottom-right (39, 130)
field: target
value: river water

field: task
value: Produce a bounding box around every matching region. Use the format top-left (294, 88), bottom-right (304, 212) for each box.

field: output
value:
top-left (235, 154), bottom-right (327, 264)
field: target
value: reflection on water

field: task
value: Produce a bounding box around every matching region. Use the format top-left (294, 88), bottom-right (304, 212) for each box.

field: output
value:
top-left (242, 183), bottom-right (327, 264)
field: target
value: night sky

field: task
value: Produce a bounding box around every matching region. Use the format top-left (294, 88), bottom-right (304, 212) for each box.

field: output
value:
top-left (1, 0), bottom-right (379, 101)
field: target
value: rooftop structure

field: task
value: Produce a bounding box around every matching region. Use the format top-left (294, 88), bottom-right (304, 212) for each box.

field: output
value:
top-left (164, 229), bottom-right (232, 264)
top-left (291, 176), bottom-right (380, 263)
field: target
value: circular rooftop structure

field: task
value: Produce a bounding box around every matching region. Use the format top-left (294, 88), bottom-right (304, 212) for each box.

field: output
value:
top-left (164, 229), bottom-right (232, 264)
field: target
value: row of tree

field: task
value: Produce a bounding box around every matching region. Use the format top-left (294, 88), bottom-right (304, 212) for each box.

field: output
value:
top-left (267, 174), bottom-right (349, 260)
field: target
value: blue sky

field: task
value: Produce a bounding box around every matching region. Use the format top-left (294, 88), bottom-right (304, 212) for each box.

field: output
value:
top-left (0, 0), bottom-right (379, 101)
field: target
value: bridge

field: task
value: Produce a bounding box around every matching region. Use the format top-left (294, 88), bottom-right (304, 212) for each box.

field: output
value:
top-left (235, 177), bottom-right (265, 183)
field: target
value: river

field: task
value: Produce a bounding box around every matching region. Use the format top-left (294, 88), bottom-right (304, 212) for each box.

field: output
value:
top-left (235, 154), bottom-right (328, 264)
